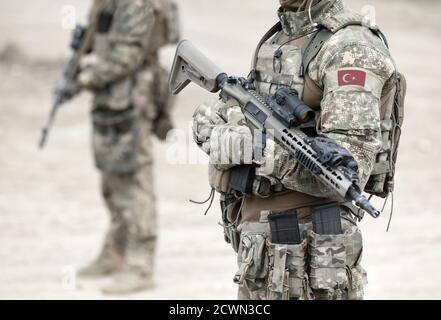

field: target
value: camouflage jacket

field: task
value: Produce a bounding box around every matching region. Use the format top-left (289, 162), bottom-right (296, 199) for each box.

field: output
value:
top-left (78, 0), bottom-right (155, 110)
top-left (193, 0), bottom-right (396, 200)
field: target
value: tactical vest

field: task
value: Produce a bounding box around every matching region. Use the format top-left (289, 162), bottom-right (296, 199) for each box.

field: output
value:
top-left (214, 9), bottom-right (406, 222)
top-left (91, 0), bottom-right (130, 110)
top-left (88, 0), bottom-right (180, 110)
top-left (250, 10), bottom-right (406, 200)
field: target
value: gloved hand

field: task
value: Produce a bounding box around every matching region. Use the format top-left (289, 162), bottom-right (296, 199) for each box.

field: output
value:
top-left (305, 137), bottom-right (358, 171)
top-left (305, 137), bottom-right (359, 182)
top-left (55, 78), bottom-right (81, 103)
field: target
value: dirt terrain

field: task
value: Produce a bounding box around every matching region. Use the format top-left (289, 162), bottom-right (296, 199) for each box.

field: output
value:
top-left (0, 0), bottom-right (440, 300)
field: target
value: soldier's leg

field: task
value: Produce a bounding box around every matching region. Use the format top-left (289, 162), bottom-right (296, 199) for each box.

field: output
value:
top-left (76, 191), bottom-right (126, 277)
top-left (101, 120), bottom-right (157, 294)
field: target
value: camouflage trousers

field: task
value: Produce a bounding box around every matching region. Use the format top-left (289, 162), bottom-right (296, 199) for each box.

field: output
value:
top-left (234, 210), bottom-right (366, 300)
top-left (98, 117), bottom-right (157, 276)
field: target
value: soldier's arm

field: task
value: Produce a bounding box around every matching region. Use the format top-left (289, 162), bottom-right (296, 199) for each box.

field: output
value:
top-left (265, 35), bottom-right (395, 198)
top-left (193, 98), bottom-right (252, 171)
top-left (78, 0), bottom-right (155, 90)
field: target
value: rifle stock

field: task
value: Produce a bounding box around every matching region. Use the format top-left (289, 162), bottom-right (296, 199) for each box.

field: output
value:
top-left (169, 40), bottom-right (225, 94)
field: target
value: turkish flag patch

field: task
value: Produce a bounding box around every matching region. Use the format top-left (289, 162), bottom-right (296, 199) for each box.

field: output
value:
top-left (338, 69), bottom-right (366, 87)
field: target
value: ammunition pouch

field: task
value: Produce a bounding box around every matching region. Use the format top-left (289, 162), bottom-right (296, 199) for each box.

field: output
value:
top-left (308, 231), bottom-right (348, 295)
top-left (208, 165), bottom-right (231, 194)
top-left (235, 214), bottom-right (312, 300)
top-left (92, 106), bottom-right (140, 173)
top-left (307, 214), bottom-right (366, 300)
top-left (267, 241), bottom-right (310, 300)
top-left (233, 205), bottom-right (366, 300)
top-left (234, 221), bottom-right (270, 300)
top-left (229, 165), bottom-right (255, 196)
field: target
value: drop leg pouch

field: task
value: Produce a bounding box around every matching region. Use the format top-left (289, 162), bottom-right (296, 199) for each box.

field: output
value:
top-left (92, 106), bottom-right (141, 173)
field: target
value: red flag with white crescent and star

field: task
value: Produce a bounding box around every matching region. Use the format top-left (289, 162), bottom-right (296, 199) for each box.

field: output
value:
top-left (338, 69), bottom-right (366, 87)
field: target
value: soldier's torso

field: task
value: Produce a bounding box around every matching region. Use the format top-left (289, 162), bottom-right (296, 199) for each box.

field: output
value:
top-left (254, 32), bottom-right (310, 103)
top-left (242, 5), bottom-right (395, 221)
top-left (91, 0), bottom-right (116, 58)
top-left (90, 0), bottom-right (125, 110)
top-left (89, 0), bottom-right (177, 110)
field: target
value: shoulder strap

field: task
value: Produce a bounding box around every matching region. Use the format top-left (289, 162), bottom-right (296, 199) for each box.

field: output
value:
top-left (251, 22), bottom-right (283, 72)
top-left (300, 9), bottom-right (365, 77)
top-left (300, 23), bottom-right (389, 77)
top-left (300, 27), bottom-right (333, 78)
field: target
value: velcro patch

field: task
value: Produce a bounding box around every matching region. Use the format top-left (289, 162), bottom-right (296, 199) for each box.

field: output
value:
top-left (324, 68), bottom-right (385, 99)
top-left (338, 69), bottom-right (366, 87)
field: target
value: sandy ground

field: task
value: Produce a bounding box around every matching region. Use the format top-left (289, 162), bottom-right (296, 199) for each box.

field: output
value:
top-left (0, 0), bottom-right (440, 300)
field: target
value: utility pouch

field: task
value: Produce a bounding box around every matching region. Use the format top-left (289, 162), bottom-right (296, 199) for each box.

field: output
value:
top-left (208, 165), bottom-right (231, 194)
top-left (312, 203), bottom-right (343, 235)
top-left (229, 165), bottom-right (255, 195)
top-left (234, 222), bottom-right (269, 299)
top-left (308, 231), bottom-right (348, 293)
top-left (267, 242), bottom-right (309, 300)
top-left (268, 210), bottom-right (301, 245)
top-left (97, 11), bottom-right (114, 34)
top-left (92, 106), bottom-right (140, 173)
top-left (221, 197), bottom-right (242, 252)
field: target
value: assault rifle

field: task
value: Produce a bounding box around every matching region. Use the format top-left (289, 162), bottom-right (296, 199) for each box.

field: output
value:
top-left (38, 24), bottom-right (94, 149)
top-left (169, 40), bottom-right (381, 218)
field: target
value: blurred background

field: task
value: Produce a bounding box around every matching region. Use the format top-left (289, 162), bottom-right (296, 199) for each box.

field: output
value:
top-left (0, 0), bottom-right (440, 299)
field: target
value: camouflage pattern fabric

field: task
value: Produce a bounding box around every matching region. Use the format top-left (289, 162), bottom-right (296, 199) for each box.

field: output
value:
top-left (92, 107), bottom-right (141, 173)
top-left (266, 1), bottom-right (395, 197)
top-left (77, 0), bottom-right (172, 281)
top-left (279, 0), bottom-right (323, 12)
top-left (235, 221), bottom-right (270, 300)
top-left (235, 212), bottom-right (365, 300)
top-left (308, 232), bottom-right (348, 297)
top-left (192, 0), bottom-right (395, 300)
top-left (193, 98), bottom-right (252, 171)
top-left (278, 0), bottom-right (343, 37)
top-left (78, 0), bottom-right (155, 110)
top-left (100, 117), bottom-right (156, 276)
top-left (267, 241), bottom-right (310, 300)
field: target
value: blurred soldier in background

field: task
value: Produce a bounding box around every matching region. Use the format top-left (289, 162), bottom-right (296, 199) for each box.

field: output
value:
top-left (193, 0), bottom-right (404, 300)
top-left (55, 0), bottom-right (180, 294)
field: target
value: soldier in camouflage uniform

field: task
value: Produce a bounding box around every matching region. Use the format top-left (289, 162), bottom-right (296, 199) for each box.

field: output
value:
top-left (62, 0), bottom-right (179, 294)
top-left (193, 0), bottom-right (398, 300)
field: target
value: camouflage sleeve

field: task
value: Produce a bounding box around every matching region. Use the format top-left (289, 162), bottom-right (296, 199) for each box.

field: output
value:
top-left (192, 98), bottom-right (252, 171)
top-left (263, 29), bottom-right (395, 199)
top-left (78, 0), bottom-right (154, 89)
